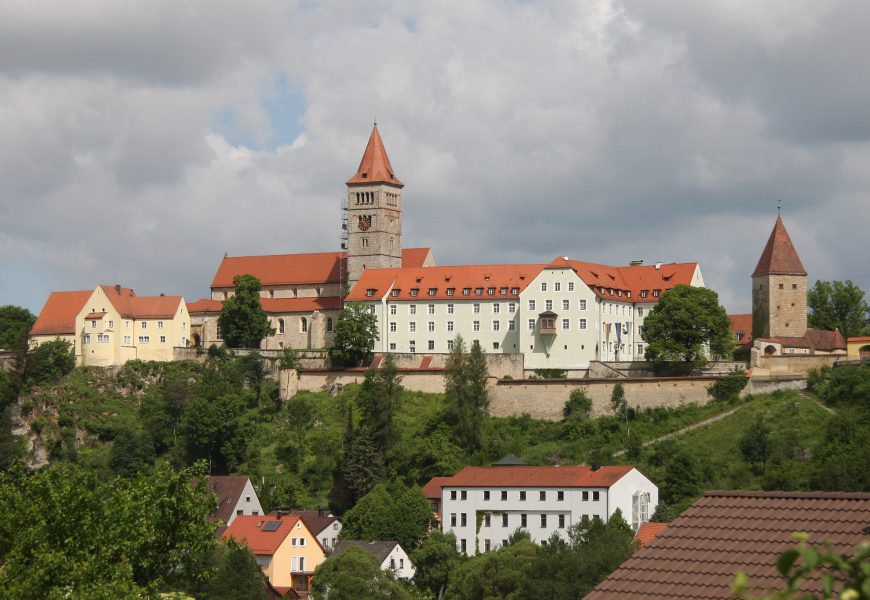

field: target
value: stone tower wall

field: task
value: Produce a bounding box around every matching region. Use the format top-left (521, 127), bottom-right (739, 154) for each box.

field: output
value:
top-left (751, 274), bottom-right (807, 339)
top-left (346, 183), bottom-right (403, 286)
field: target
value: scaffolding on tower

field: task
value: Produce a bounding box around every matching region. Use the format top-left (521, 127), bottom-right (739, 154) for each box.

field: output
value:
top-left (339, 195), bottom-right (349, 308)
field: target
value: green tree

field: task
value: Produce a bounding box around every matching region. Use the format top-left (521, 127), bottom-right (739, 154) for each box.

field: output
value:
top-left (643, 285), bottom-right (734, 372)
top-left (411, 531), bottom-right (463, 600)
top-left (444, 539), bottom-right (538, 600)
top-left (357, 354), bottom-right (403, 459)
top-left (443, 337), bottom-right (489, 453)
top-left (237, 351), bottom-right (267, 405)
top-left (183, 540), bottom-right (267, 600)
top-left (110, 426), bottom-right (156, 477)
top-left (329, 302), bottom-right (379, 367)
top-left (218, 274), bottom-right (273, 348)
top-left (740, 414), bottom-right (773, 474)
top-left (25, 339), bottom-right (75, 385)
top-left (0, 305), bottom-right (35, 350)
top-left (340, 482), bottom-right (434, 551)
top-left (0, 462), bottom-right (217, 597)
top-left (180, 390), bottom-right (249, 474)
top-left (807, 279), bottom-right (870, 338)
top-left (341, 426), bottom-right (385, 501)
top-left (610, 383), bottom-right (626, 418)
top-left (563, 388), bottom-right (593, 420)
top-left (311, 546), bottom-right (419, 600)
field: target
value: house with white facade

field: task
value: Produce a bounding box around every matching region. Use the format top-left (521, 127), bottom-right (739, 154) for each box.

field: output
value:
top-left (346, 257), bottom-right (703, 371)
top-left (332, 540), bottom-right (416, 580)
top-left (208, 475), bottom-right (263, 528)
top-left (426, 463), bottom-right (658, 555)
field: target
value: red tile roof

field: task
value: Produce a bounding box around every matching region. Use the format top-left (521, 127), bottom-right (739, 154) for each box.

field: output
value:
top-left (211, 248), bottom-right (431, 289)
top-left (402, 247), bottom-right (432, 268)
top-left (549, 258), bottom-right (699, 301)
top-left (221, 514), bottom-right (301, 555)
top-left (440, 465), bottom-right (635, 489)
top-left (752, 216), bottom-right (807, 277)
top-left (728, 313), bottom-right (753, 346)
top-left (188, 297), bottom-right (341, 315)
top-left (346, 264), bottom-right (546, 302)
top-left (757, 329), bottom-right (847, 352)
top-left (422, 476), bottom-right (453, 501)
top-left (99, 285), bottom-right (183, 319)
top-left (346, 126), bottom-right (403, 187)
top-left (848, 336), bottom-right (870, 343)
top-left (283, 509), bottom-right (339, 536)
top-left (585, 491), bottom-right (870, 599)
top-left (635, 522), bottom-right (668, 548)
top-left (30, 290), bottom-right (91, 336)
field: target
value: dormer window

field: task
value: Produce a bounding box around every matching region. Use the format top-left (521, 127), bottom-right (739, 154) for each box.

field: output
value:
top-left (366, 289), bottom-right (375, 297)
top-left (653, 289), bottom-right (660, 297)
top-left (511, 287), bottom-right (520, 295)
top-left (428, 288), bottom-right (437, 296)
top-left (640, 290), bottom-right (648, 298)
top-left (463, 288), bottom-right (471, 296)
top-left (487, 288), bottom-right (495, 295)
top-left (475, 288), bottom-right (483, 296)
top-left (500, 288), bottom-right (508, 295)
top-left (447, 288), bottom-right (455, 296)
top-left (391, 289), bottom-right (400, 297)
top-left (410, 289), bottom-right (419, 297)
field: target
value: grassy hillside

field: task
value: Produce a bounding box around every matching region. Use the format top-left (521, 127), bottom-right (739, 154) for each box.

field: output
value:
top-left (10, 357), bottom-right (855, 515)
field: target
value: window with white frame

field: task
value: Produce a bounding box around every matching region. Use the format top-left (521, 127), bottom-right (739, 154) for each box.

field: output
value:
top-left (493, 303), bottom-right (500, 314)
top-left (492, 320), bottom-right (500, 332)
top-left (390, 322), bottom-right (397, 332)
top-left (562, 319), bottom-right (570, 330)
top-left (637, 307), bottom-right (644, 316)
top-left (508, 320), bottom-right (516, 331)
top-left (528, 299), bottom-right (536, 311)
top-left (568, 282), bottom-right (575, 291)
top-left (107, 320), bottom-right (114, 329)
top-left (409, 322), bottom-right (416, 333)
top-left (160, 335), bottom-right (166, 343)
top-left (447, 288), bottom-right (455, 296)
top-left (447, 321), bottom-right (454, 332)
top-left (473, 303), bottom-right (480, 314)
top-left (562, 299), bottom-right (570, 310)
top-left (428, 340), bottom-right (435, 350)
top-left (555, 282), bottom-right (561, 291)
top-left (389, 342), bottom-right (396, 350)
top-left (447, 304), bottom-right (454, 314)
top-left (428, 304), bottom-right (435, 314)
top-left (83, 334), bottom-right (91, 343)
top-left (492, 341), bottom-right (500, 350)
top-left (447, 339), bottom-right (454, 350)
top-left (409, 341), bottom-right (416, 353)
top-left (141, 321), bottom-right (147, 329)
top-left (637, 343), bottom-right (644, 354)
top-left (410, 305), bottom-right (417, 315)
top-left (124, 335), bottom-right (131, 344)
top-left (138, 336), bottom-right (149, 344)
top-left (579, 299), bottom-right (587, 310)
top-left (157, 321), bottom-right (164, 329)
top-left (545, 300), bottom-right (553, 311)
top-left (390, 305), bottom-right (397, 315)
top-left (631, 491), bottom-right (651, 530)
top-left (579, 319), bottom-right (587, 329)
top-left (508, 303), bottom-right (516, 312)
top-left (428, 321), bottom-right (435, 332)
top-left (97, 334), bottom-right (109, 343)
top-left (411, 289), bottom-right (419, 297)
top-left (541, 282), bottom-right (547, 291)
top-left (528, 319), bottom-right (535, 330)
top-left (473, 321), bottom-right (480, 331)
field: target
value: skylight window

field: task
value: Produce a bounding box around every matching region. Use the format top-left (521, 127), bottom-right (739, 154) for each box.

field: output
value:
top-left (262, 521), bottom-right (282, 532)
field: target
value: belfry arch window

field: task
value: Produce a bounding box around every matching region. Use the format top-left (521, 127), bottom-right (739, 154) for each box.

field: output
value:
top-left (361, 237), bottom-right (369, 248)
top-left (389, 237), bottom-right (394, 249)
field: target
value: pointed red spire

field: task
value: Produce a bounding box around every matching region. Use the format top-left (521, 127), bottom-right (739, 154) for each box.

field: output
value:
top-left (752, 216), bottom-right (807, 276)
top-left (346, 125), bottom-right (403, 187)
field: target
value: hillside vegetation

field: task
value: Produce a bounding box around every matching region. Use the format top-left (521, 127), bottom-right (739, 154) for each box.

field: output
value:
top-left (10, 354), bottom-right (866, 515)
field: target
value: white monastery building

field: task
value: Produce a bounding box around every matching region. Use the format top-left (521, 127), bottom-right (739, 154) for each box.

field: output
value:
top-left (425, 462), bottom-right (657, 555)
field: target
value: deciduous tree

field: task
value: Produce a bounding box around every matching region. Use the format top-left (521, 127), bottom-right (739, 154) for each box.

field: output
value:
top-left (411, 531), bottom-right (462, 600)
top-left (0, 305), bottom-right (35, 350)
top-left (340, 482), bottom-right (434, 551)
top-left (443, 336), bottom-right (489, 453)
top-left (643, 285), bottom-right (733, 372)
top-left (311, 546), bottom-right (419, 600)
top-left (329, 302), bottom-right (379, 367)
top-left (807, 279), bottom-right (870, 338)
top-left (218, 274), bottom-right (273, 348)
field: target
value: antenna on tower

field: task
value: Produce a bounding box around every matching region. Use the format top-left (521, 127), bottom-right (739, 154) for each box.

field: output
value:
top-left (777, 199), bottom-right (782, 215)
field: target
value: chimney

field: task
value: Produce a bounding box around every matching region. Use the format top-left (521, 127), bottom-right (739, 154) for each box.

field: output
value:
top-left (655, 262), bottom-right (662, 270)
top-left (114, 284), bottom-right (121, 294)
top-left (591, 462), bottom-right (601, 471)
top-left (317, 506), bottom-right (325, 517)
top-left (160, 293), bottom-right (165, 297)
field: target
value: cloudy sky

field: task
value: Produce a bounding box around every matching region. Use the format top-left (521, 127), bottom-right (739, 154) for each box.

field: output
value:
top-left (2, 0), bottom-right (868, 315)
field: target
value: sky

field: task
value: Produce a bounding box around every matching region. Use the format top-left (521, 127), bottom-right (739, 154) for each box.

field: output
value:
top-left (2, 0), bottom-right (868, 316)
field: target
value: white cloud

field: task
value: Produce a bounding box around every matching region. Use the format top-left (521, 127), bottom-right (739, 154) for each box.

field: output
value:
top-left (0, 0), bottom-right (868, 316)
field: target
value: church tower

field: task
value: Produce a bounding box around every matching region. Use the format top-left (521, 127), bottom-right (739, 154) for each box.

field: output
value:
top-left (751, 215), bottom-right (808, 340)
top-left (345, 125), bottom-right (404, 288)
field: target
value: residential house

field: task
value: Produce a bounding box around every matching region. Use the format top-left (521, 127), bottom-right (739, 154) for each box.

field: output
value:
top-left (31, 285), bottom-right (189, 366)
top-left (222, 513), bottom-right (325, 596)
top-left (208, 475), bottom-right (263, 528)
top-left (585, 490), bottom-right (870, 599)
top-left (427, 462), bottom-right (658, 554)
top-left (285, 509), bottom-right (342, 551)
top-left (332, 540), bottom-right (416, 580)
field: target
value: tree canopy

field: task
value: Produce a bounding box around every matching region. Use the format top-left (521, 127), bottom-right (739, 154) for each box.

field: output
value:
top-left (443, 336), bottom-right (489, 453)
top-left (807, 279), bottom-right (870, 338)
top-left (643, 285), bottom-right (733, 371)
top-left (339, 482), bottom-right (434, 551)
top-left (0, 305), bottom-right (35, 350)
top-left (329, 302), bottom-right (379, 367)
top-left (218, 274), bottom-right (273, 348)
top-left (311, 546), bottom-right (420, 600)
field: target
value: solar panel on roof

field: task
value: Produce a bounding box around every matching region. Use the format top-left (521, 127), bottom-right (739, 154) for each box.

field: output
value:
top-left (262, 521), bottom-right (282, 532)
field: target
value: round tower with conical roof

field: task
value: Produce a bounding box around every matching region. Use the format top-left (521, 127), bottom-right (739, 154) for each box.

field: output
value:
top-left (345, 125), bottom-right (404, 288)
top-left (751, 216), bottom-right (808, 340)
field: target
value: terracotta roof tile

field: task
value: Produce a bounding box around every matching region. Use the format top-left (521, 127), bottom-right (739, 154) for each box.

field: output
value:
top-left (728, 314), bottom-right (753, 347)
top-left (187, 299), bottom-right (223, 313)
top-left (439, 465), bottom-right (635, 489)
top-left (221, 514), bottom-right (301, 555)
top-left (346, 126), bottom-right (403, 187)
top-left (283, 509), bottom-right (339, 536)
top-left (99, 285), bottom-right (183, 319)
top-left (211, 252), bottom-right (343, 289)
top-left (635, 522), bottom-right (668, 547)
top-left (188, 297), bottom-right (341, 315)
top-left (752, 216), bottom-right (807, 276)
top-left (585, 491), bottom-right (870, 599)
top-left (401, 247), bottom-right (433, 268)
top-left (550, 258), bottom-right (699, 301)
top-left (346, 264), bottom-right (546, 302)
top-left (421, 476), bottom-right (453, 501)
top-left (30, 290), bottom-right (91, 336)
top-left (756, 329), bottom-right (847, 352)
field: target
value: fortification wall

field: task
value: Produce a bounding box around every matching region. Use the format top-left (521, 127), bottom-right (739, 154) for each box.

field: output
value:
top-left (753, 354), bottom-right (840, 375)
top-left (489, 377), bottom-right (721, 421)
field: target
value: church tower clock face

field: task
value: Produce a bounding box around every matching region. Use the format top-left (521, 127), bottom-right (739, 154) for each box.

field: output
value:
top-left (358, 215), bottom-right (372, 231)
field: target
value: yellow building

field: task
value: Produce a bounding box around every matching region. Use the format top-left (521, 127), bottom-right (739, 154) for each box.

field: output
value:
top-left (222, 513), bottom-right (326, 596)
top-left (31, 285), bottom-right (189, 366)
top-left (847, 336), bottom-right (870, 361)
